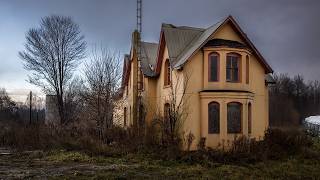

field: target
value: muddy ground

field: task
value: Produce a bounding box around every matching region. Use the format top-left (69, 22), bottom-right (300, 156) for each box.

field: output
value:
top-left (0, 149), bottom-right (114, 179)
top-left (1, 147), bottom-right (320, 180)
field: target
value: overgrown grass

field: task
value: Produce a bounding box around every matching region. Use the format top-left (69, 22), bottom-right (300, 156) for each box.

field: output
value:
top-left (35, 140), bottom-right (320, 179)
top-left (2, 121), bottom-right (320, 179)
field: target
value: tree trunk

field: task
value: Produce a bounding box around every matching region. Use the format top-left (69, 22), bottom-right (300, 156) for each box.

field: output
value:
top-left (57, 94), bottom-right (65, 125)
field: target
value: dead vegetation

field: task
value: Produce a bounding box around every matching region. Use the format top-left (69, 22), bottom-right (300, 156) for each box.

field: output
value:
top-left (1, 118), bottom-right (319, 164)
top-left (0, 127), bottom-right (320, 179)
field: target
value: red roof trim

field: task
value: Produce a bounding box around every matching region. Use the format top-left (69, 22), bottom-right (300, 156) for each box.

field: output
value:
top-left (155, 31), bottom-right (166, 74)
top-left (226, 16), bottom-right (273, 73)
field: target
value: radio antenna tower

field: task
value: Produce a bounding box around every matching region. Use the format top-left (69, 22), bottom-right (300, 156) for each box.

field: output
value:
top-left (136, 0), bottom-right (144, 133)
top-left (137, 0), bottom-right (142, 34)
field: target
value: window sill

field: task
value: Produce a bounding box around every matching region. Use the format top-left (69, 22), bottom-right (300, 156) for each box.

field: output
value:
top-left (208, 132), bottom-right (220, 134)
top-left (226, 81), bottom-right (241, 83)
top-left (163, 85), bottom-right (171, 89)
top-left (227, 132), bottom-right (242, 134)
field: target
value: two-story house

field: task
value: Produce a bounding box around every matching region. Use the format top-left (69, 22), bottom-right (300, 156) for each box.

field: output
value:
top-left (119, 16), bottom-right (274, 149)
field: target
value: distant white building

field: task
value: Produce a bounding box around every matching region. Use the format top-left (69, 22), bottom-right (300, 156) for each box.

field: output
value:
top-left (45, 95), bottom-right (60, 125)
top-left (304, 116), bottom-right (320, 136)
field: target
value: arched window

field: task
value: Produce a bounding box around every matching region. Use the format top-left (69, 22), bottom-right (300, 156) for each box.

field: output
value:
top-left (164, 59), bottom-right (171, 86)
top-left (248, 103), bottom-right (252, 134)
top-left (208, 102), bottom-right (220, 134)
top-left (246, 55), bottom-right (249, 84)
top-left (226, 53), bottom-right (241, 82)
top-left (208, 53), bottom-right (219, 82)
top-left (164, 103), bottom-right (170, 119)
top-left (124, 107), bottom-right (127, 126)
top-left (227, 102), bottom-right (242, 133)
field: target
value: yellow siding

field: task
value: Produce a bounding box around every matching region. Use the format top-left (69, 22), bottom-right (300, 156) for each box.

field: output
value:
top-left (120, 21), bottom-right (270, 150)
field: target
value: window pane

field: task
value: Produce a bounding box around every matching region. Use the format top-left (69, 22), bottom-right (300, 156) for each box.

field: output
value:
top-left (232, 58), bottom-right (238, 68)
top-left (226, 68), bottom-right (231, 81)
top-left (210, 56), bottom-right (218, 81)
top-left (208, 103), bottom-right (219, 133)
top-left (164, 59), bottom-right (170, 86)
top-left (227, 103), bottom-right (242, 133)
top-left (233, 68), bottom-right (239, 82)
top-left (227, 57), bottom-right (232, 68)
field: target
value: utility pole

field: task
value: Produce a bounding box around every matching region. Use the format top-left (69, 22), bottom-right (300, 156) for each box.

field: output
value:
top-left (29, 91), bottom-right (32, 125)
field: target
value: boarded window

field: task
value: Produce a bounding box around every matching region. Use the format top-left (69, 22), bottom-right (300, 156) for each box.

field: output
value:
top-left (164, 59), bottom-right (171, 86)
top-left (208, 102), bottom-right (220, 134)
top-left (248, 103), bottom-right (252, 134)
top-left (226, 54), bottom-right (240, 82)
top-left (209, 53), bottom-right (219, 81)
top-left (227, 102), bottom-right (242, 133)
top-left (246, 55), bottom-right (249, 84)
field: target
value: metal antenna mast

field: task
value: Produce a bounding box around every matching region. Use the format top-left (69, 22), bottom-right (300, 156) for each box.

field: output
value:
top-left (136, 0), bottom-right (143, 133)
top-left (137, 0), bottom-right (142, 34)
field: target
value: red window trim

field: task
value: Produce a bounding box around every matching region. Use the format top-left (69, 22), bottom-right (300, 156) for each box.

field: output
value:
top-left (227, 102), bottom-right (243, 134)
top-left (248, 102), bottom-right (252, 134)
top-left (208, 52), bottom-right (220, 82)
top-left (208, 101), bottom-right (220, 134)
top-left (164, 59), bottom-right (171, 86)
top-left (226, 53), bottom-right (242, 83)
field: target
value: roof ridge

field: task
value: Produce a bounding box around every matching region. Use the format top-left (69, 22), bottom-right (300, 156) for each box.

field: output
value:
top-left (174, 16), bottom-right (228, 68)
top-left (141, 41), bottom-right (158, 45)
top-left (162, 23), bottom-right (205, 31)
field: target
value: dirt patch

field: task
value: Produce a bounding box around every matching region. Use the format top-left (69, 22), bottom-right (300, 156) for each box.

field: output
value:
top-left (0, 150), bottom-right (135, 179)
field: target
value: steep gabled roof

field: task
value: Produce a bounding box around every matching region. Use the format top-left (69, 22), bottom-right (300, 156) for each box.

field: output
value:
top-left (121, 15), bottom-right (273, 94)
top-left (162, 23), bottom-right (204, 64)
top-left (120, 41), bottom-right (158, 92)
top-left (120, 54), bottom-right (131, 93)
top-left (140, 42), bottom-right (158, 77)
top-left (171, 16), bottom-right (273, 73)
top-left (173, 18), bottom-right (225, 68)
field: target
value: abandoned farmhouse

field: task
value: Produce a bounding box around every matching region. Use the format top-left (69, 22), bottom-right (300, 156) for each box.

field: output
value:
top-left (119, 16), bottom-right (274, 150)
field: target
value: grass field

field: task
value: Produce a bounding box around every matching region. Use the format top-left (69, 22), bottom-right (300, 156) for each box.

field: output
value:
top-left (1, 146), bottom-right (320, 180)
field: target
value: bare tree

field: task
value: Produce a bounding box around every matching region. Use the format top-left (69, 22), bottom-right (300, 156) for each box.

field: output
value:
top-left (83, 48), bottom-right (121, 139)
top-left (19, 15), bottom-right (86, 124)
top-left (64, 77), bottom-right (86, 122)
top-left (153, 71), bottom-right (191, 146)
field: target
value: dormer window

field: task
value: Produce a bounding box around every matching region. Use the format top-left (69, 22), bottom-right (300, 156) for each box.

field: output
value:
top-left (164, 59), bottom-right (171, 86)
top-left (226, 53), bottom-right (241, 82)
top-left (208, 53), bottom-right (219, 82)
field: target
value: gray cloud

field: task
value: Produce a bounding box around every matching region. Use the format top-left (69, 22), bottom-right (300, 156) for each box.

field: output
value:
top-left (0, 0), bottom-right (319, 94)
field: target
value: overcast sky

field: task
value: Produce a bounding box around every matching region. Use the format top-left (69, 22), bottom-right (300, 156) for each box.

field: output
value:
top-left (0, 0), bottom-right (319, 100)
